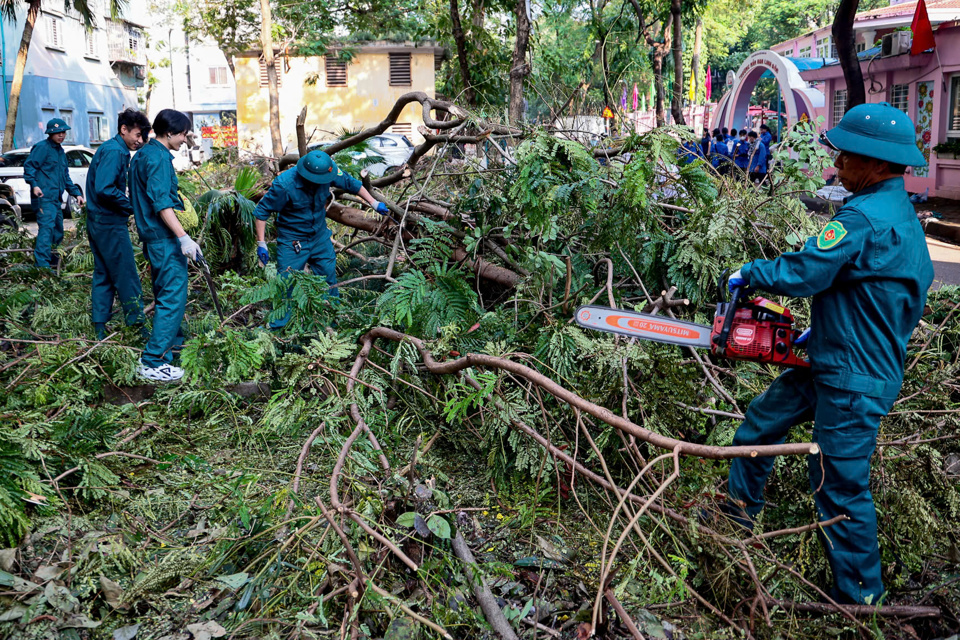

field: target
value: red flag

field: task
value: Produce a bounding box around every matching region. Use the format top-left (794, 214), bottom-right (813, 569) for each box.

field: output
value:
top-left (705, 66), bottom-right (712, 100)
top-left (911, 0), bottom-right (936, 55)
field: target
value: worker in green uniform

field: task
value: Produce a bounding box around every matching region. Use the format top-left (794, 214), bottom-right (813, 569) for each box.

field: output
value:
top-left (128, 109), bottom-right (202, 382)
top-left (723, 103), bottom-right (934, 605)
top-left (24, 118), bottom-right (84, 269)
top-left (253, 149), bottom-right (389, 329)
top-left (86, 108), bottom-right (152, 340)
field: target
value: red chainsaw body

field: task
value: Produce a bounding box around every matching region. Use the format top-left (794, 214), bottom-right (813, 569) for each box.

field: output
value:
top-left (711, 297), bottom-right (810, 369)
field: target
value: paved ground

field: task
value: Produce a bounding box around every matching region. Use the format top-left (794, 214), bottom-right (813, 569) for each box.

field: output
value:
top-left (18, 218), bottom-right (960, 288)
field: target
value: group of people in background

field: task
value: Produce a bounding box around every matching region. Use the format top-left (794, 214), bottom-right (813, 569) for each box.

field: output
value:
top-left (680, 123), bottom-right (775, 183)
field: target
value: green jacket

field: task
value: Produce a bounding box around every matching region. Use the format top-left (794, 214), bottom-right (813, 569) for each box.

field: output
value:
top-left (253, 166), bottom-right (362, 241)
top-left (742, 177), bottom-right (934, 398)
top-left (23, 138), bottom-right (81, 202)
top-left (86, 134), bottom-right (133, 224)
top-left (128, 139), bottom-right (183, 243)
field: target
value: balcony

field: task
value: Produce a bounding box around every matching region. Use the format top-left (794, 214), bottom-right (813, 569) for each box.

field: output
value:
top-left (107, 20), bottom-right (146, 66)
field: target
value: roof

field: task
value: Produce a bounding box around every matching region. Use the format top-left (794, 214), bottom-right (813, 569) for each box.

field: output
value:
top-left (855, 0), bottom-right (960, 21)
top-left (760, 56), bottom-right (828, 78)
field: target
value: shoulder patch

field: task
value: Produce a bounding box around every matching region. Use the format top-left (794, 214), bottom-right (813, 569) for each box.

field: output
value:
top-left (817, 221), bottom-right (847, 250)
top-left (337, 168), bottom-right (343, 176)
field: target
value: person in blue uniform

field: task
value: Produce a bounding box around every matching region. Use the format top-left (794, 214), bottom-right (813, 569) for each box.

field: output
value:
top-left (759, 123), bottom-right (773, 151)
top-left (733, 130), bottom-right (751, 174)
top-left (723, 102), bottom-right (934, 605)
top-left (253, 149), bottom-right (389, 329)
top-left (86, 108), bottom-right (152, 340)
top-left (24, 118), bottom-right (84, 269)
top-left (710, 130), bottom-right (731, 174)
top-left (700, 129), bottom-right (712, 156)
top-left (128, 109), bottom-right (202, 382)
top-left (746, 131), bottom-right (769, 183)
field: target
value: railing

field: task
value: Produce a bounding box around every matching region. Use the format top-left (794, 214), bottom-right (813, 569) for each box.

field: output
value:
top-left (106, 20), bottom-right (146, 66)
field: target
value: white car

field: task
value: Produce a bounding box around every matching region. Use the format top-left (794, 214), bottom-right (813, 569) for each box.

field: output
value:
top-left (0, 145), bottom-right (95, 219)
top-left (310, 133), bottom-right (415, 177)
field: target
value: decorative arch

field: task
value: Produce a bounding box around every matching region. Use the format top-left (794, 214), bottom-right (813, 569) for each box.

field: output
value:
top-left (713, 50), bottom-right (823, 131)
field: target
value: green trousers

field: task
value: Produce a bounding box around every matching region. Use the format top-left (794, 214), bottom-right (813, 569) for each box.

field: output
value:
top-left (728, 368), bottom-right (895, 605)
top-left (270, 228), bottom-right (338, 329)
top-left (141, 239), bottom-right (187, 368)
top-left (33, 198), bottom-right (63, 269)
top-left (87, 217), bottom-right (144, 326)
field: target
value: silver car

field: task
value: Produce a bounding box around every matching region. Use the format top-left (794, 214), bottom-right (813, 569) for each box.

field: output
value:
top-left (310, 133), bottom-right (415, 177)
top-left (0, 145), bottom-right (95, 219)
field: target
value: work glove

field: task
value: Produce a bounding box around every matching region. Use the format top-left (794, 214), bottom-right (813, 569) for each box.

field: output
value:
top-left (375, 202), bottom-right (390, 215)
top-left (727, 268), bottom-right (749, 293)
top-left (794, 328), bottom-right (811, 347)
top-left (256, 241), bottom-right (270, 266)
top-left (178, 234), bottom-right (203, 262)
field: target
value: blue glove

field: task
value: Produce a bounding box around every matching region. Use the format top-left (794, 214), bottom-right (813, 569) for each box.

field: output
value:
top-left (728, 268), bottom-right (749, 293)
top-left (256, 241), bottom-right (270, 266)
top-left (794, 328), bottom-right (811, 347)
top-left (375, 202), bottom-right (390, 215)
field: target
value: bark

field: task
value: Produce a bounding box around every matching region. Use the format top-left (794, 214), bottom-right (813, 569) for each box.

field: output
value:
top-left (450, 0), bottom-right (476, 106)
top-left (832, 0), bottom-right (865, 111)
top-left (508, 0), bottom-right (531, 125)
top-left (3, 0), bottom-right (41, 153)
top-left (451, 533), bottom-right (520, 640)
top-left (295, 106), bottom-right (308, 157)
top-left (669, 0), bottom-right (685, 125)
top-left (259, 0), bottom-right (283, 156)
top-left (691, 19), bottom-right (703, 108)
top-left (642, 16), bottom-right (672, 127)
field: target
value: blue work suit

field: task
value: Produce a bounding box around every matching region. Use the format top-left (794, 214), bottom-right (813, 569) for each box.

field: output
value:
top-left (747, 142), bottom-right (768, 175)
top-left (252, 167), bottom-right (363, 329)
top-left (729, 177), bottom-right (934, 604)
top-left (128, 139), bottom-right (187, 368)
top-left (733, 139), bottom-right (750, 171)
top-left (23, 138), bottom-right (82, 268)
top-left (760, 131), bottom-right (773, 151)
top-left (709, 140), bottom-right (731, 170)
top-left (86, 134), bottom-right (144, 332)
top-left (678, 141), bottom-right (702, 165)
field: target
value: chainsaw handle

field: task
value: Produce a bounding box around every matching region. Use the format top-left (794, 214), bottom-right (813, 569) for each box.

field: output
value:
top-left (714, 285), bottom-right (743, 350)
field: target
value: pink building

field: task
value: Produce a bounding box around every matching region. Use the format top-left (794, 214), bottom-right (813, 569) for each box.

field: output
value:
top-left (716, 0), bottom-right (960, 198)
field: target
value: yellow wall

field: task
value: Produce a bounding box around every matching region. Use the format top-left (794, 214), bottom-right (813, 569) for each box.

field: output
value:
top-left (236, 49), bottom-right (436, 154)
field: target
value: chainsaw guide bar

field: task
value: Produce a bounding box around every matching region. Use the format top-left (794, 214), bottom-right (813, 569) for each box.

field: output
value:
top-left (574, 305), bottom-right (713, 349)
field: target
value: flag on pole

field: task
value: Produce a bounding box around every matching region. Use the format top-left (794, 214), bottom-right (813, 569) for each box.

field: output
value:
top-left (688, 79), bottom-right (695, 104)
top-left (621, 85), bottom-right (628, 110)
top-left (705, 66), bottom-right (712, 101)
top-left (910, 0), bottom-right (936, 55)
top-left (632, 83), bottom-right (639, 111)
top-left (650, 78), bottom-right (656, 105)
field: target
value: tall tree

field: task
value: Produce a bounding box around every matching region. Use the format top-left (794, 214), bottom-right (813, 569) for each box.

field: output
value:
top-left (180, 0), bottom-right (259, 75)
top-left (259, 0), bottom-right (282, 157)
top-left (1, 0), bottom-right (126, 152)
top-left (832, 0), bottom-right (864, 110)
top-left (508, 0), bottom-right (531, 124)
top-left (450, 0), bottom-right (476, 105)
top-left (669, 0), bottom-right (685, 125)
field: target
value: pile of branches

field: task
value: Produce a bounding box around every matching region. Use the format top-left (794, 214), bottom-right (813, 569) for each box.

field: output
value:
top-left (0, 94), bottom-right (957, 640)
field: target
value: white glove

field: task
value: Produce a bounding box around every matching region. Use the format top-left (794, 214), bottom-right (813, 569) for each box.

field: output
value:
top-left (178, 234), bottom-right (202, 261)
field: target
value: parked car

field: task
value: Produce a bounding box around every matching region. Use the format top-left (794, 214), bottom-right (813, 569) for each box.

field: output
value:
top-left (308, 133), bottom-right (415, 177)
top-left (0, 145), bottom-right (95, 219)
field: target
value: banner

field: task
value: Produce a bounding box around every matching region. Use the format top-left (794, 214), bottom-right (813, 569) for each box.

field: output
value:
top-left (200, 125), bottom-right (238, 147)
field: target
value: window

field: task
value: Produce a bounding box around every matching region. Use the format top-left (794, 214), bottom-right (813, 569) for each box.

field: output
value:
top-left (325, 56), bottom-right (347, 87)
top-left (85, 30), bottom-right (98, 58)
top-left (833, 89), bottom-right (847, 126)
top-left (208, 66), bottom-right (229, 86)
top-left (890, 84), bottom-right (909, 113)
top-left (390, 123), bottom-right (413, 138)
top-left (66, 150), bottom-right (91, 168)
top-left (389, 53), bottom-right (412, 86)
top-left (127, 27), bottom-right (142, 55)
top-left (88, 113), bottom-right (110, 144)
top-left (798, 45), bottom-right (812, 58)
top-left (816, 37), bottom-right (836, 58)
top-left (46, 14), bottom-right (63, 49)
top-left (948, 76), bottom-right (960, 139)
top-left (41, 108), bottom-right (56, 131)
top-left (856, 42), bottom-right (866, 53)
top-left (60, 110), bottom-right (75, 143)
top-left (258, 59), bottom-right (282, 88)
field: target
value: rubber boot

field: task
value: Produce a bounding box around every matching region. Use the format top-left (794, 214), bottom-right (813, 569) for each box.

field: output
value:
top-left (94, 322), bottom-right (108, 341)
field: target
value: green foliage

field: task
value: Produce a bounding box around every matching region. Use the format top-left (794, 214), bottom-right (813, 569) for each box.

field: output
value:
top-left (376, 263), bottom-right (482, 336)
top-left (180, 328), bottom-right (276, 385)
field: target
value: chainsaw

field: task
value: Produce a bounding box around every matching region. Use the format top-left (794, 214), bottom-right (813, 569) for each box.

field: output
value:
top-left (574, 279), bottom-right (810, 369)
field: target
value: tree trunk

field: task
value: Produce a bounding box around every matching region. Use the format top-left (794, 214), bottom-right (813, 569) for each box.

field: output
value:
top-left (450, 0), bottom-right (475, 106)
top-left (260, 0), bottom-right (283, 157)
top-left (832, 0), bottom-right (864, 111)
top-left (647, 17), bottom-right (672, 127)
top-left (670, 0), bottom-right (685, 125)
top-left (3, 0), bottom-right (41, 153)
top-left (508, 0), bottom-right (531, 125)
top-left (691, 19), bottom-right (703, 108)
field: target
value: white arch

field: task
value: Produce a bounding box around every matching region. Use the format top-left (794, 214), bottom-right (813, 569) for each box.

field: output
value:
top-left (713, 50), bottom-right (823, 131)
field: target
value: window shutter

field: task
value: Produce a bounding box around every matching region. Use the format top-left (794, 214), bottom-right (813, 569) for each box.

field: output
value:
top-left (259, 59), bottom-right (283, 88)
top-left (390, 123), bottom-right (413, 138)
top-left (325, 56), bottom-right (348, 87)
top-left (389, 53), bottom-right (412, 86)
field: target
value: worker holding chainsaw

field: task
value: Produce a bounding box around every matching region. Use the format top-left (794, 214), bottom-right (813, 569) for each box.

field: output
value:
top-left (725, 102), bottom-right (934, 605)
top-left (253, 149), bottom-right (389, 330)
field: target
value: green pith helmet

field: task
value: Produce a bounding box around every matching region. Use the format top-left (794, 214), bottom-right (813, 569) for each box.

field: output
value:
top-left (820, 102), bottom-right (926, 167)
top-left (296, 150), bottom-right (340, 185)
top-left (45, 118), bottom-right (71, 135)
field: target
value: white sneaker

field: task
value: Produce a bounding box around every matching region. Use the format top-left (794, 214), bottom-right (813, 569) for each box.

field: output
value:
top-left (138, 359), bottom-right (184, 382)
